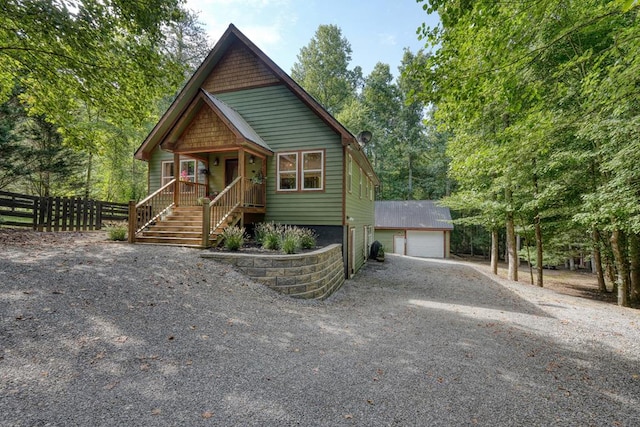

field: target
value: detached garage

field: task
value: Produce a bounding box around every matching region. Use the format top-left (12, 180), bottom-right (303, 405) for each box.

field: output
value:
top-left (374, 201), bottom-right (453, 259)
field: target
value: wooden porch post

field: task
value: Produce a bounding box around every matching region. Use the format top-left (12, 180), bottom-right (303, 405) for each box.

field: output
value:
top-left (201, 203), bottom-right (210, 247)
top-left (262, 155), bottom-right (267, 206)
top-left (239, 149), bottom-right (245, 207)
top-left (173, 152), bottom-right (180, 207)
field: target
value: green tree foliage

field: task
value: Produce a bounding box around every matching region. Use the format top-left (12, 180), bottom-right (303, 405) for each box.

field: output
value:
top-left (0, 92), bottom-right (85, 196)
top-left (1, 0), bottom-right (186, 129)
top-left (291, 24), bottom-right (362, 115)
top-left (162, 8), bottom-right (213, 82)
top-left (417, 0), bottom-right (640, 305)
top-left (0, 2), bottom-right (212, 202)
top-left (0, 95), bottom-right (26, 189)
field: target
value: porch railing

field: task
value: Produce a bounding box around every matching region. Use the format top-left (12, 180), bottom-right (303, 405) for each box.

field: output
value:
top-left (244, 178), bottom-right (265, 207)
top-left (177, 181), bottom-right (207, 206)
top-left (128, 179), bottom-right (176, 242)
top-left (208, 176), bottom-right (242, 235)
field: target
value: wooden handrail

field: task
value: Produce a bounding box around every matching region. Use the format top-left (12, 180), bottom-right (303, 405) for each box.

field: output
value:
top-left (130, 179), bottom-right (176, 238)
top-left (136, 179), bottom-right (176, 208)
top-left (209, 176), bottom-right (242, 206)
top-left (208, 177), bottom-right (242, 237)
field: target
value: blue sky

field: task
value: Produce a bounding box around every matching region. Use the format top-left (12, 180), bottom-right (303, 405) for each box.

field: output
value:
top-left (185, 0), bottom-right (439, 80)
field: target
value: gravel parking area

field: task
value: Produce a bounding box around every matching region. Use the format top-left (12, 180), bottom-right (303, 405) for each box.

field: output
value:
top-left (1, 231), bottom-right (639, 426)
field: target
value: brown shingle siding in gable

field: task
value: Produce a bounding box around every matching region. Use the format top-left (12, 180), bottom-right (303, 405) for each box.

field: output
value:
top-left (176, 107), bottom-right (236, 151)
top-left (202, 41), bottom-right (280, 93)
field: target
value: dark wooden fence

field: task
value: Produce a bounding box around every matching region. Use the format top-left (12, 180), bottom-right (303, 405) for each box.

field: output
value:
top-left (0, 190), bottom-right (128, 231)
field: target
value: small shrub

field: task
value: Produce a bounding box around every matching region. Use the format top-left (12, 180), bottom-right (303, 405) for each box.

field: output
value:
top-left (299, 227), bottom-right (317, 249)
top-left (260, 222), bottom-right (284, 250)
top-left (254, 221), bottom-right (275, 245)
top-left (281, 226), bottom-right (301, 254)
top-left (107, 226), bottom-right (127, 241)
top-left (222, 226), bottom-right (246, 251)
top-left (263, 232), bottom-right (281, 250)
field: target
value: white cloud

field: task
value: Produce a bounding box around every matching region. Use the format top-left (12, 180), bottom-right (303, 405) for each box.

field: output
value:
top-left (185, 0), bottom-right (293, 47)
top-left (378, 33), bottom-right (397, 46)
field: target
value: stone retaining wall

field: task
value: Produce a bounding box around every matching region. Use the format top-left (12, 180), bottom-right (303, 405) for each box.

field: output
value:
top-left (201, 244), bottom-right (345, 300)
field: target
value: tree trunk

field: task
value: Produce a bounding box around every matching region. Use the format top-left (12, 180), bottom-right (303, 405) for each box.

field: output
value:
top-left (535, 214), bottom-right (543, 287)
top-left (491, 229), bottom-right (498, 275)
top-left (592, 229), bottom-right (607, 292)
top-left (506, 213), bottom-right (518, 282)
top-left (629, 233), bottom-right (640, 304)
top-left (526, 240), bottom-right (534, 285)
top-left (601, 241), bottom-right (618, 293)
top-left (85, 152), bottom-right (93, 199)
top-left (610, 229), bottom-right (630, 307)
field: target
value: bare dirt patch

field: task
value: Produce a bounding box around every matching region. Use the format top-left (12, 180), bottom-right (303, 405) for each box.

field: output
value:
top-left (0, 228), bottom-right (108, 248)
top-left (456, 255), bottom-right (620, 306)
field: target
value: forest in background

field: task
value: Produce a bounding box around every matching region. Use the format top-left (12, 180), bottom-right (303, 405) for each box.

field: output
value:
top-left (416, 0), bottom-right (640, 306)
top-left (1, 1), bottom-right (639, 306)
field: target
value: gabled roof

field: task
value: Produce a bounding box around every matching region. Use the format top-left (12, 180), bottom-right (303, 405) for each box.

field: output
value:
top-left (202, 90), bottom-right (271, 152)
top-left (375, 201), bottom-right (453, 230)
top-left (135, 23), bottom-right (365, 162)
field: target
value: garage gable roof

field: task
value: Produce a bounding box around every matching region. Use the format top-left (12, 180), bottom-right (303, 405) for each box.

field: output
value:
top-left (375, 201), bottom-right (453, 230)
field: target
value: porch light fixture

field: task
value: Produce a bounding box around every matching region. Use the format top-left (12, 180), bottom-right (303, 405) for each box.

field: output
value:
top-left (248, 155), bottom-right (255, 164)
top-left (212, 157), bottom-right (219, 166)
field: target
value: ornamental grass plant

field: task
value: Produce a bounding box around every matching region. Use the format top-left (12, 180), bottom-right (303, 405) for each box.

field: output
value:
top-left (222, 225), bottom-right (246, 251)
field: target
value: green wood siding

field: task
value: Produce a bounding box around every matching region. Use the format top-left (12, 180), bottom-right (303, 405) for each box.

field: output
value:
top-left (345, 153), bottom-right (376, 273)
top-left (148, 150), bottom-right (174, 192)
top-left (216, 85), bottom-right (344, 226)
top-left (374, 229), bottom-right (403, 253)
top-left (148, 151), bottom-right (207, 194)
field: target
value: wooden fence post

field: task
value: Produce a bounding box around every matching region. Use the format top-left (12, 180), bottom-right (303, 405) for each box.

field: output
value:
top-left (32, 198), bottom-right (38, 230)
top-left (53, 197), bottom-right (61, 232)
top-left (37, 197), bottom-right (46, 231)
top-left (128, 200), bottom-right (136, 243)
top-left (96, 201), bottom-right (102, 230)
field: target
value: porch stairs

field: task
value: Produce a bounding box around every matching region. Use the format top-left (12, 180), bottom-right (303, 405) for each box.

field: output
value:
top-left (135, 206), bottom-right (240, 248)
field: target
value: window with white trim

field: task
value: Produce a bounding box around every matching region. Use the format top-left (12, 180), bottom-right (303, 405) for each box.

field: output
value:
top-left (277, 151), bottom-right (325, 191)
top-left (277, 152), bottom-right (298, 191)
top-left (302, 151), bottom-right (323, 190)
top-left (180, 159), bottom-right (196, 182)
top-left (161, 161), bottom-right (174, 187)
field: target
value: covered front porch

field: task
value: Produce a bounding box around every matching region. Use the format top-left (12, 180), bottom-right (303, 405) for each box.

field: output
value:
top-left (129, 89), bottom-right (274, 246)
top-left (127, 147), bottom-right (269, 247)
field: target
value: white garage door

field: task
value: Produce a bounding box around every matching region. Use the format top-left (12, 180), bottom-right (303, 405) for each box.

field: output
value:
top-left (406, 231), bottom-right (444, 258)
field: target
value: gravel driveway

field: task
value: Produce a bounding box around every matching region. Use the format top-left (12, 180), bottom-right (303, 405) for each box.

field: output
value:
top-left (1, 232), bottom-right (639, 426)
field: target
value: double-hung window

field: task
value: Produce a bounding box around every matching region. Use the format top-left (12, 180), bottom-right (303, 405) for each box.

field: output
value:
top-left (277, 150), bottom-right (324, 191)
top-left (302, 151), bottom-right (323, 190)
top-left (161, 161), bottom-right (174, 187)
top-left (277, 152), bottom-right (298, 191)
